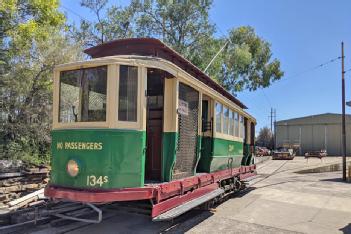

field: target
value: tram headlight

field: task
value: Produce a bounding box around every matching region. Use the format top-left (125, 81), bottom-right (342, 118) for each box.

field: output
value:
top-left (67, 159), bottom-right (79, 177)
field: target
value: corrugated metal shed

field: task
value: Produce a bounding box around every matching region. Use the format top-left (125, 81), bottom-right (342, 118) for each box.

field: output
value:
top-left (276, 113), bottom-right (351, 155)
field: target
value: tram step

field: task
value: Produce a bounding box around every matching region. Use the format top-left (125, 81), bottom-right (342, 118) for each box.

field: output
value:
top-left (152, 188), bottom-right (224, 221)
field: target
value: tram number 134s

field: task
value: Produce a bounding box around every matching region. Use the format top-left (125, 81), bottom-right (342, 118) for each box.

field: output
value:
top-left (86, 175), bottom-right (109, 187)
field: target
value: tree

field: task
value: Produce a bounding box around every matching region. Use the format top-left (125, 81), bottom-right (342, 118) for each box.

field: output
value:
top-left (73, 0), bottom-right (138, 47)
top-left (75, 0), bottom-right (283, 93)
top-left (217, 26), bottom-right (283, 92)
top-left (134, 0), bottom-right (215, 61)
top-left (1, 0), bottom-right (82, 163)
top-left (256, 127), bottom-right (274, 149)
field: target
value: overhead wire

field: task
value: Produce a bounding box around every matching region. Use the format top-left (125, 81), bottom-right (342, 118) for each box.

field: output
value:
top-left (256, 56), bottom-right (343, 127)
top-left (276, 56), bottom-right (342, 85)
top-left (60, 4), bottom-right (93, 23)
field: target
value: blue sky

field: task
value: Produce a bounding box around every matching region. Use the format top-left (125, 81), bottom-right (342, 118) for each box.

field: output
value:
top-left (60, 0), bottom-right (351, 131)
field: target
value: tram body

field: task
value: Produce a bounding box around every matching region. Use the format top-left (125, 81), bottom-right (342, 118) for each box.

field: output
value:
top-left (45, 38), bottom-right (256, 219)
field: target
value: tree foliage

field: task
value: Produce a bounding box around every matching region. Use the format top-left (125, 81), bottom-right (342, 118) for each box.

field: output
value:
top-left (74, 0), bottom-right (283, 93)
top-left (73, 0), bottom-right (138, 47)
top-left (256, 127), bottom-right (274, 149)
top-left (1, 0), bottom-right (284, 163)
top-left (218, 27), bottom-right (283, 92)
top-left (0, 0), bottom-right (82, 163)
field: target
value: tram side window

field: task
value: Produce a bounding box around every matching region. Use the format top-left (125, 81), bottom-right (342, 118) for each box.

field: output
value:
top-left (234, 112), bottom-right (239, 137)
top-left (239, 115), bottom-right (244, 138)
top-left (223, 107), bottom-right (229, 134)
top-left (215, 102), bottom-right (222, 133)
top-left (59, 66), bottom-right (107, 123)
top-left (229, 110), bottom-right (234, 136)
top-left (118, 65), bottom-right (138, 122)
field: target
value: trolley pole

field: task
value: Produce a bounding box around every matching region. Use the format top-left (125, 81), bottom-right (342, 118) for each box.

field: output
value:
top-left (341, 42), bottom-right (346, 181)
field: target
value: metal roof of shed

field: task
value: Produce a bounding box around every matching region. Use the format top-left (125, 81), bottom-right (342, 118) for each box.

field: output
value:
top-left (276, 113), bottom-right (351, 125)
top-left (84, 38), bottom-right (247, 109)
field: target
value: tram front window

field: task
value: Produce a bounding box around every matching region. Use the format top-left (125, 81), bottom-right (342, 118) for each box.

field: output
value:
top-left (59, 66), bottom-right (107, 123)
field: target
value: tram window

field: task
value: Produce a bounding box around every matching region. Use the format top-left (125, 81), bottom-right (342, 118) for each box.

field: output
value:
top-left (234, 112), bottom-right (239, 137)
top-left (239, 115), bottom-right (244, 138)
top-left (118, 65), bottom-right (138, 122)
top-left (229, 110), bottom-right (234, 136)
top-left (215, 102), bottom-right (222, 133)
top-left (59, 66), bottom-right (107, 123)
top-left (223, 107), bottom-right (229, 134)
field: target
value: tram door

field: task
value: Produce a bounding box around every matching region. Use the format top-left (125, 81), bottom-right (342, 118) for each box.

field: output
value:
top-left (145, 69), bottom-right (164, 181)
top-left (172, 83), bottom-right (199, 180)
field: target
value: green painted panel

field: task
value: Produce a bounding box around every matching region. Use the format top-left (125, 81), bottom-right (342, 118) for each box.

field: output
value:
top-left (162, 132), bottom-right (178, 182)
top-left (209, 156), bottom-right (243, 171)
top-left (51, 129), bottom-right (146, 189)
top-left (197, 136), bottom-right (212, 172)
top-left (213, 138), bottom-right (243, 156)
top-left (242, 143), bottom-right (251, 166)
top-left (197, 136), bottom-right (244, 173)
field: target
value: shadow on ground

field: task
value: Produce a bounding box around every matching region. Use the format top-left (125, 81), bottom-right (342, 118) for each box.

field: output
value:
top-left (163, 187), bottom-right (257, 233)
top-left (340, 223), bottom-right (351, 234)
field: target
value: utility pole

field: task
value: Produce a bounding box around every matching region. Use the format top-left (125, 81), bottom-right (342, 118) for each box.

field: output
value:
top-left (274, 109), bottom-right (277, 150)
top-left (270, 108), bottom-right (273, 134)
top-left (341, 42), bottom-right (346, 181)
top-left (269, 108), bottom-right (276, 150)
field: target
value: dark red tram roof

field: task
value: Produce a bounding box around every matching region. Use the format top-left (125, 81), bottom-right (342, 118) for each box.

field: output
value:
top-left (84, 38), bottom-right (247, 109)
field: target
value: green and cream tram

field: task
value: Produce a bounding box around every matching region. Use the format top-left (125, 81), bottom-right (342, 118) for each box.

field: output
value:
top-left (45, 38), bottom-right (256, 220)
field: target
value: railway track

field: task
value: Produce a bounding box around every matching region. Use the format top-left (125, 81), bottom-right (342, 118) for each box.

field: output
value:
top-left (0, 160), bottom-right (290, 234)
top-left (0, 201), bottom-right (109, 234)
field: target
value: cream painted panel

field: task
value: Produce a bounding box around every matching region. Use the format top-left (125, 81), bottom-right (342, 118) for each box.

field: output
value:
top-left (198, 92), bottom-right (202, 135)
top-left (53, 56), bottom-right (255, 125)
top-left (216, 132), bottom-right (244, 142)
top-left (141, 67), bottom-right (147, 131)
top-left (164, 78), bottom-right (178, 132)
top-left (108, 64), bottom-right (117, 128)
top-left (52, 70), bottom-right (59, 129)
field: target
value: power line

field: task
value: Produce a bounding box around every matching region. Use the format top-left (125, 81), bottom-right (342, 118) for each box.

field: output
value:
top-left (61, 4), bottom-right (92, 23)
top-left (276, 56), bottom-right (342, 85)
top-left (261, 89), bottom-right (272, 107)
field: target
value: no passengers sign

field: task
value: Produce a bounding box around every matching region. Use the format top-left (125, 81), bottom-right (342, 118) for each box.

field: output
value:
top-left (178, 99), bottom-right (189, 115)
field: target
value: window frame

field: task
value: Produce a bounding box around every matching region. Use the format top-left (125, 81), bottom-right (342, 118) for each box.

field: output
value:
top-left (58, 65), bottom-right (108, 123)
top-left (215, 102), bottom-right (223, 133)
top-left (116, 64), bottom-right (143, 129)
top-left (239, 115), bottom-right (245, 139)
top-left (53, 64), bottom-right (112, 129)
top-left (229, 110), bottom-right (234, 136)
top-left (223, 106), bottom-right (229, 135)
top-left (117, 64), bottom-right (139, 123)
top-left (234, 112), bottom-right (239, 137)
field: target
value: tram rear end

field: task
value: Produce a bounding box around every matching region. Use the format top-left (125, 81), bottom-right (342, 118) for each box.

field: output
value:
top-left (48, 64), bottom-right (147, 193)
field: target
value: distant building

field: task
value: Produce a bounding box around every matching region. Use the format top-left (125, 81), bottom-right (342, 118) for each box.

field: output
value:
top-left (276, 113), bottom-right (351, 156)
